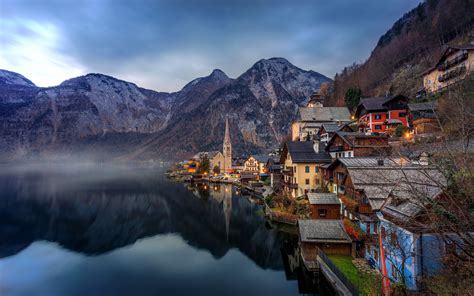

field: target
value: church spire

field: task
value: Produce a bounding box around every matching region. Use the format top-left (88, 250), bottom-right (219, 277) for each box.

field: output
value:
top-left (223, 117), bottom-right (232, 172)
top-left (224, 117), bottom-right (231, 145)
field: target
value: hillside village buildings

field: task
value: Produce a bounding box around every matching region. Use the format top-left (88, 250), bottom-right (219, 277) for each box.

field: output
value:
top-left (422, 45), bottom-right (474, 93)
top-left (291, 102), bottom-right (351, 141)
top-left (355, 95), bottom-right (409, 134)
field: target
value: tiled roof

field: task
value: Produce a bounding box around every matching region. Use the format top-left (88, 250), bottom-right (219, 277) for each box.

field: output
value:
top-left (286, 141), bottom-right (331, 163)
top-left (321, 123), bottom-right (341, 133)
top-left (408, 101), bottom-right (436, 112)
top-left (327, 132), bottom-right (389, 149)
top-left (307, 193), bottom-right (340, 205)
top-left (251, 154), bottom-right (271, 163)
top-left (298, 107), bottom-right (351, 122)
top-left (335, 157), bottom-right (410, 168)
top-left (298, 220), bottom-right (352, 243)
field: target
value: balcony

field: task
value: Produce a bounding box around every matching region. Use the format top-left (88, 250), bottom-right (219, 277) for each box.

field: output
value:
top-left (329, 145), bottom-right (344, 152)
top-left (358, 204), bottom-right (372, 215)
top-left (282, 169), bottom-right (293, 176)
top-left (283, 181), bottom-right (298, 189)
top-left (438, 65), bottom-right (466, 82)
top-left (437, 52), bottom-right (468, 71)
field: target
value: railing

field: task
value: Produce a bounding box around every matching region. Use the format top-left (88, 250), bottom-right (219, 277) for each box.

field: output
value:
top-left (317, 249), bottom-right (360, 296)
top-left (282, 169), bottom-right (293, 176)
top-left (283, 181), bottom-right (298, 189)
top-left (329, 145), bottom-right (344, 152)
top-left (358, 204), bottom-right (372, 215)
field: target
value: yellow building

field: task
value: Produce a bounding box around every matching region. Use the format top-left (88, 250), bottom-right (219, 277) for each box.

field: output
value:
top-left (281, 140), bottom-right (332, 198)
top-left (422, 45), bottom-right (474, 93)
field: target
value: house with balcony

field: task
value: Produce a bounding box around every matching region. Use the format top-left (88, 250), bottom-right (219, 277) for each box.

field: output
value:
top-left (355, 95), bottom-right (409, 134)
top-left (291, 106), bottom-right (351, 141)
top-left (243, 154), bottom-right (270, 174)
top-left (422, 45), bottom-right (474, 93)
top-left (280, 141), bottom-right (331, 198)
top-left (325, 131), bottom-right (390, 159)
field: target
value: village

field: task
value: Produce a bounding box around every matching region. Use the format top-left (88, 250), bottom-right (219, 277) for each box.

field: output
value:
top-left (168, 45), bottom-right (474, 294)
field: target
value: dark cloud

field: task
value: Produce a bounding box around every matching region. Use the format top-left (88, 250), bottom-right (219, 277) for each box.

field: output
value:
top-left (0, 0), bottom-right (422, 91)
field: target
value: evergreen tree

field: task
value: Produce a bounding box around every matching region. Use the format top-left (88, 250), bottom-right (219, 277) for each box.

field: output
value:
top-left (344, 87), bottom-right (362, 111)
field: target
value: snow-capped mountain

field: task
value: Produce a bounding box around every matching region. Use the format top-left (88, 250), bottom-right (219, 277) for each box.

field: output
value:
top-left (0, 59), bottom-right (331, 160)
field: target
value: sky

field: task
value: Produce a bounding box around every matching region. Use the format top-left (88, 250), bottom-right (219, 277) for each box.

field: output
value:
top-left (0, 0), bottom-right (421, 92)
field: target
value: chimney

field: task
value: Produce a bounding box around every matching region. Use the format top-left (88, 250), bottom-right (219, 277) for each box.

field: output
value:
top-left (313, 138), bottom-right (320, 153)
top-left (419, 152), bottom-right (429, 166)
top-left (377, 159), bottom-right (384, 166)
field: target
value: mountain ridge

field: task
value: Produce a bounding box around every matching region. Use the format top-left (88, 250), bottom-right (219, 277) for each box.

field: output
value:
top-left (0, 59), bottom-right (331, 161)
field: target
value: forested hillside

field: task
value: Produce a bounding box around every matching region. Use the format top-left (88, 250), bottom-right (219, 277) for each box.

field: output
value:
top-left (329, 0), bottom-right (474, 106)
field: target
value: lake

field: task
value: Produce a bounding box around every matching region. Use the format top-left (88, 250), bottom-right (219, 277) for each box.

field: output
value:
top-left (0, 164), bottom-right (334, 295)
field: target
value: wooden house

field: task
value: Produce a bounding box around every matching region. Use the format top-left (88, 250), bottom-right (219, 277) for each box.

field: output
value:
top-left (298, 219), bottom-right (355, 257)
top-left (325, 131), bottom-right (390, 159)
top-left (355, 95), bottom-right (409, 133)
top-left (306, 192), bottom-right (341, 219)
top-left (408, 101), bottom-right (440, 135)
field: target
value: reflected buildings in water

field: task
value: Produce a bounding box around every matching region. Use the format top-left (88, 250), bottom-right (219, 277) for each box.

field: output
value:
top-left (0, 165), bottom-right (334, 295)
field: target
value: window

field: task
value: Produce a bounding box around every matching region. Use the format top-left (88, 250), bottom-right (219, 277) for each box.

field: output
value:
top-left (305, 179), bottom-right (310, 185)
top-left (374, 125), bottom-right (382, 130)
top-left (348, 151), bottom-right (352, 157)
top-left (375, 114), bottom-right (382, 120)
top-left (399, 112), bottom-right (406, 117)
top-left (318, 209), bottom-right (327, 217)
top-left (315, 166), bottom-right (319, 173)
top-left (305, 166), bottom-right (310, 173)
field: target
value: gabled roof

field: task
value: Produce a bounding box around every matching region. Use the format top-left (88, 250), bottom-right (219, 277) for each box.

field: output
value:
top-left (325, 131), bottom-right (389, 150)
top-left (193, 151), bottom-right (222, 160)
top-left (421, 45), bottom-right (474, 75)
top-left (320, 123), bottom-right (341, 133)
top-left (298, 107), bottom-right (351, 122)
top-left (307, 193), bottom-right (341, 205)
top-left (251, 154), bottom-right (270, 163)
top-left (284, 141), bottom-right (331, 163)
top-left (298, 220), bottom-right (352, 243)
top-left (408, 101), bottom-right (436, 112)
top-left (355, 95), bottom-right (408, 118)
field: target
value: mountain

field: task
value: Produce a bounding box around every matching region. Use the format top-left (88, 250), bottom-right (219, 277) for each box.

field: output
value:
top-left (329, 0), bottom-right (474, 106)
top-left (135, 58), bottom-right (331, 160)
top-left (0, 58), bottom-right (330, 161)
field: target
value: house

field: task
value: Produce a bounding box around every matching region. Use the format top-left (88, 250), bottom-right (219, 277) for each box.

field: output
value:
top-left (280, 140), bottom-right (332, 198)
top-left (377, 174), bottom-right (447, 291)
top-left (422, 45), bottom-right (474, 93)
top-left (298, 219), bottom-right (354, 257)
top-left (265, 157), bottom-right (282, 190)
top-left (320, 156), bottom-right (448, 290)
top-left (306, 192), bottom-right (341, 219)
top-left (193, 151), bottom-right (225, 173)
top-left (317, 123), bottom-right (353, 142)
top-left (325, 131), bottom-right (390, 159)
top-left (243, 154), bottom-right (269, 174)
top-left (408, 101), bottom-right (440, 135)
top-left (291, 106), bottom-right (351, 141)
top-left (355, 95), bottom-right (409, 133)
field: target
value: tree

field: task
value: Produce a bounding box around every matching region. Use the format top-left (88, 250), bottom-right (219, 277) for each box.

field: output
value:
top-left (213, 164), bottom-right (221, 175)
top-left (199, 154), bottom-right (210, 174)
top-left (345, 87), bottom-right (362, 111)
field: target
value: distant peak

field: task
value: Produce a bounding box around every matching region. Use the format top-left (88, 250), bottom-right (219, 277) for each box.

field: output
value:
top-left (209, 69), bottom-right (228, 78)
top-left (0, 69), bottom-right (36, 87)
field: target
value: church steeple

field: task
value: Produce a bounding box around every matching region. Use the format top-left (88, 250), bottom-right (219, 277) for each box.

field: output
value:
top-left (223, 117), bottom-right (232, 172)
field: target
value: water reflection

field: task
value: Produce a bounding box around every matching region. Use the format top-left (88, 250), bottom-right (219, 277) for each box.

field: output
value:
top-left (0, 164), bottom-right (333, 295)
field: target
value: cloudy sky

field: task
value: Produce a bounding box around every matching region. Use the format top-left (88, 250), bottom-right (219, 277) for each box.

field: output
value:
top-left (0, 0), bottom-right (421, 92)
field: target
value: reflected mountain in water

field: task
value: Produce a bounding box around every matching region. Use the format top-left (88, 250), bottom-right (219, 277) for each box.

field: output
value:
top-left (0, 165), bottom-right (284, 270)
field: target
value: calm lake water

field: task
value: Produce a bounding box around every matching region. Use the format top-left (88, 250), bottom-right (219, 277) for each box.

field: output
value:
top-left (0, 164), bottom-right (334, 296)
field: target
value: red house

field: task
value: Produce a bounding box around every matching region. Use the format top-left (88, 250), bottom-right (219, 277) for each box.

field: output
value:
top-left (355, 95), bottom-right (409, 134)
